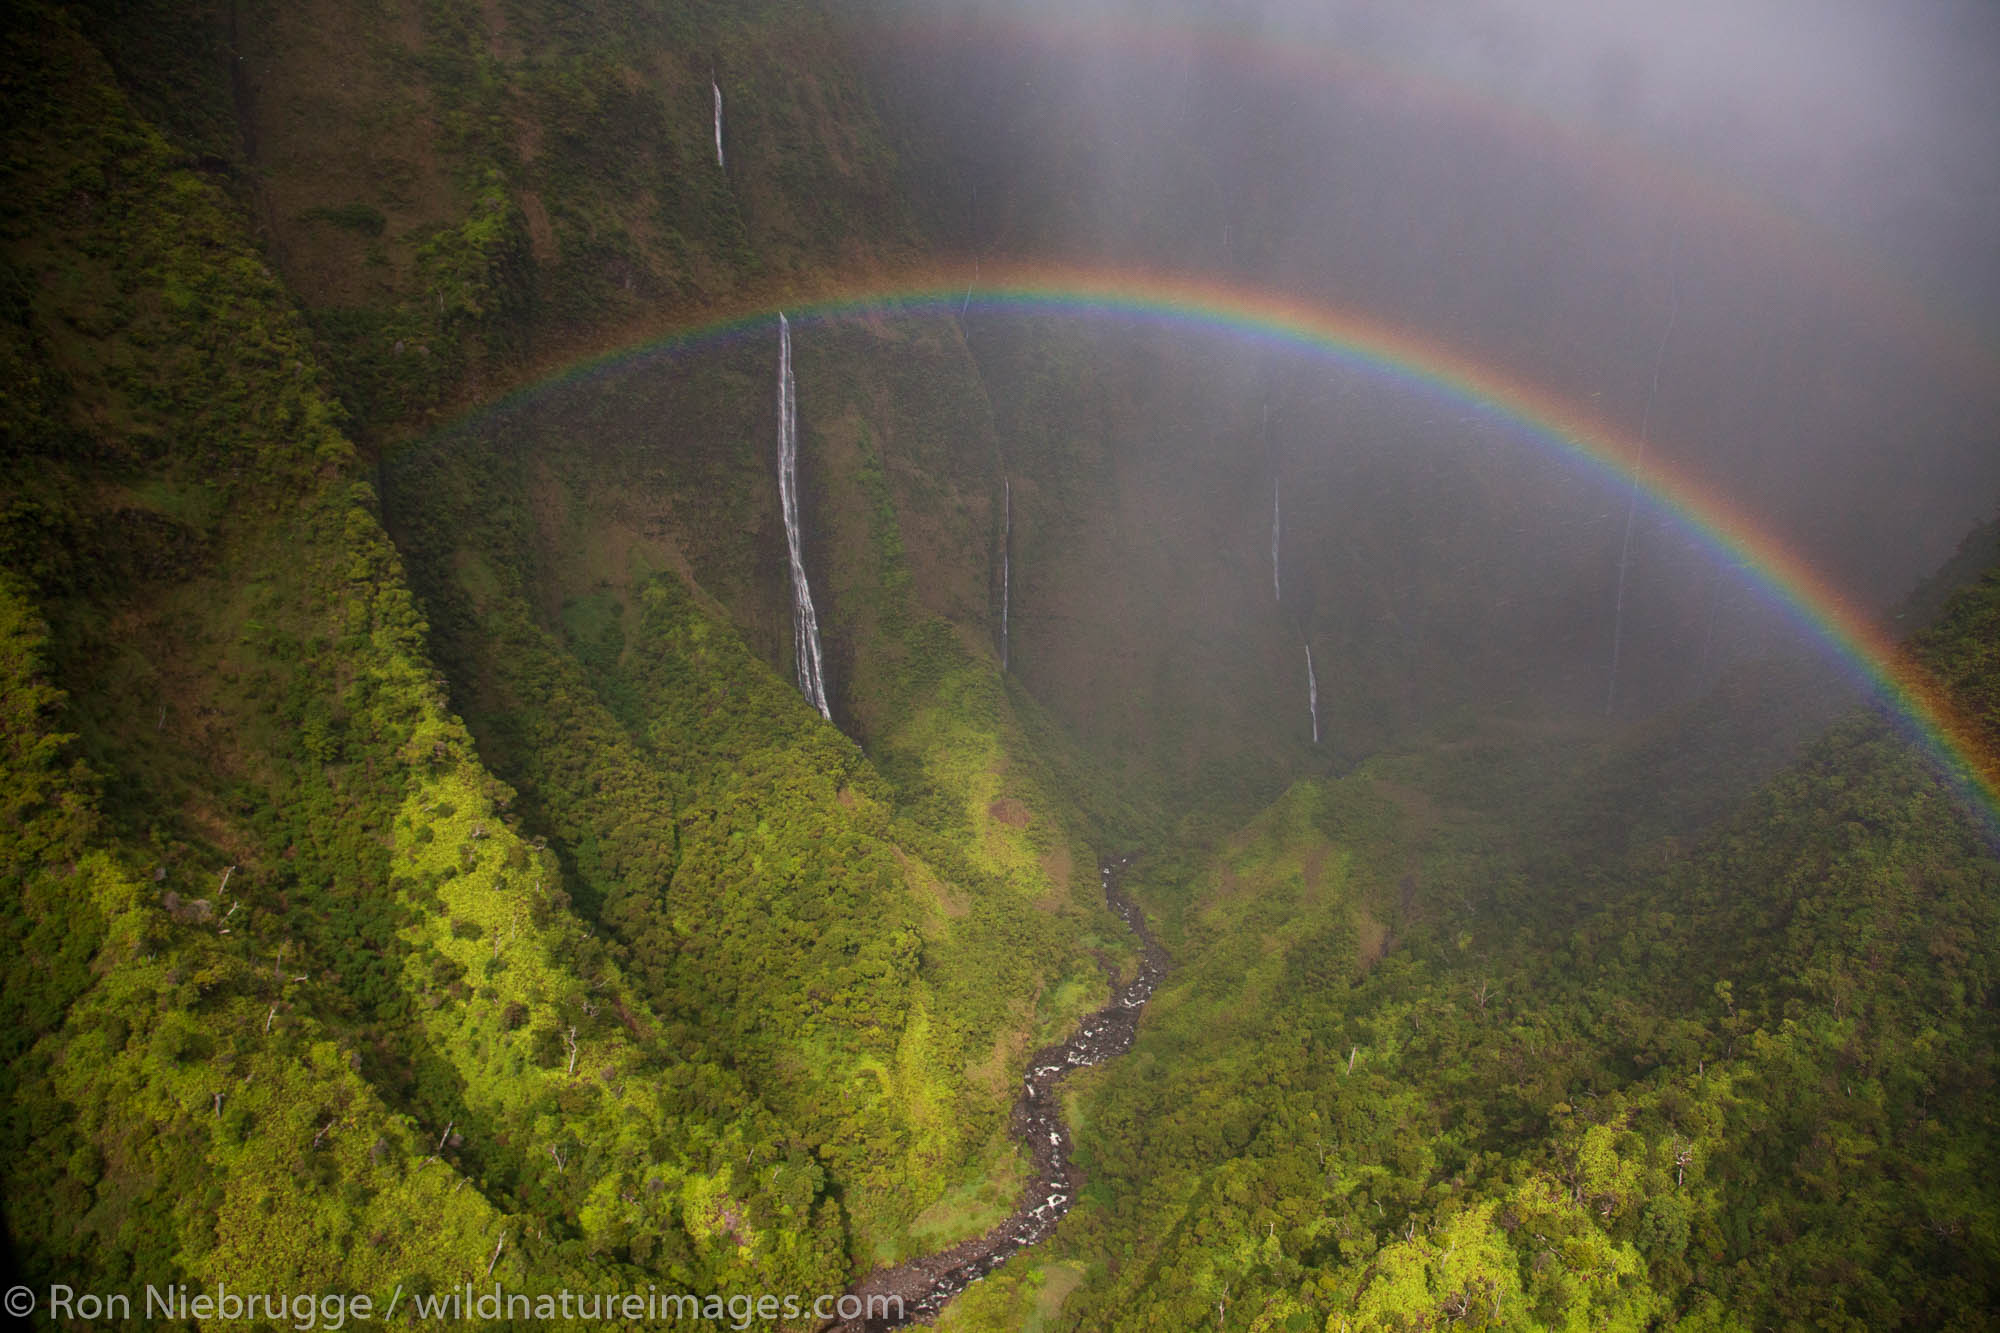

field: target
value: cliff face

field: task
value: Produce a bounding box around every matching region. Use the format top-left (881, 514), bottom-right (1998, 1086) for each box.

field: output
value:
top-left (151, 0), bottom-right (926, 434)
top-left (0, 0), bottom-right (1120, 1297)
top-left (6, 3), bottom-right (1999, 1325)
top-left (37, 0), bottom-right (1847, 814)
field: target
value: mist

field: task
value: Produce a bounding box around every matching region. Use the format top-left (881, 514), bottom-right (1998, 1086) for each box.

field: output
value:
top-left (861, 0), bottom-right (2000, 639)
top-left (10, 1), bottom-right (2000, 1322)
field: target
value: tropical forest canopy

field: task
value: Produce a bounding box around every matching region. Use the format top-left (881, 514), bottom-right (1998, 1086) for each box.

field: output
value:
top-left (3, 1), bottom-right (1999, 1329)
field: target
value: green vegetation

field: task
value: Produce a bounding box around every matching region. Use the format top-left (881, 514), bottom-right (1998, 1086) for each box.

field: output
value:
top-left (4, 1), bottom-right (1997, 1329)
top-left (3, 0), bottom-right (1122, 1307)
top-left (951, 573), bottom-right (2000, 1330)
top-left (377, 311), bottom-right (1128, 1264)
top-left (0, 0), bottom-right (878, 1303)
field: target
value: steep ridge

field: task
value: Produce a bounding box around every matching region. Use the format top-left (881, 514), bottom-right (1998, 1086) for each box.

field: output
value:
top-left (5, 3), bottom-right (1997, 1328)
top-left (383, 410), bottom-right (1127, 1264)
top-left (55, 0), bottom-right (1855, 807)
top-left (20, 1), bottom-right (1162, 1288)
top-left (189, 0), bottom-right (924, 440)
top-left (1, 2), bottom-right (843, 1296)
top-left (0, 0), bottom-right (1127, 1300)
top-left (942, 566), bottom-right (2000, 1329)
top-left (833, 857), bottom-right (1168, 1330)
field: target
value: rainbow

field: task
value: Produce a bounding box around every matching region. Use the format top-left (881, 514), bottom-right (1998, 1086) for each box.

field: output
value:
top-left (870, 7), bottom-right (2000, 389)
top-left (435, 263), bottom-right (2000, 824)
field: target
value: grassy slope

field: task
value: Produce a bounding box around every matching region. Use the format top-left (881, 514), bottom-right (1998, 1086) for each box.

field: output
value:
top-left (0, 3), bottom-right (853, 1307)
top-left (15, 1), bottom-right (1994, 1324)
top-left (1, 575), bottom-right (513, 1295)
top-left (6, 0), bottom-right (1159, 1294)
top-left (76, 0), bottom-right (1829, 821)
top-left (218, 0), bottom-right (928, 440)
top-left (947, 570), bottom-right (2000, 1330)
top-left (379, 302), bottom-right (1135, 1263)
top-left (197, 0), bottom-right (1806, 813)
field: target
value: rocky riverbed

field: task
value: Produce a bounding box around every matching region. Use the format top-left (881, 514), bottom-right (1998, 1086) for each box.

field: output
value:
top-left (827, 856), bottom-right (1168, 1331)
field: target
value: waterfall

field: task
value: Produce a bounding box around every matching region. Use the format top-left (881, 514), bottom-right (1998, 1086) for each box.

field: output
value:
top-left (777, 314), bottom-right (831, 719)
top-left (1000, 477), bottom-right (1012, 672)
top-left (712, 81), bottom-right (725, 170)
top-left (1606, 244), bottom-right (1680, 716)
top-left (1266, 403), bottom-right (1280, 602)
top-left (1305, 641), bottom-right (1320, 745)
top-left (1271, 475), bottom-right (1281, 602)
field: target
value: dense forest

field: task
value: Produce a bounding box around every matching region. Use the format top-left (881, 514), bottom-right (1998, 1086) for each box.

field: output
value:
top-left (3, 1), bottom-right (1997, 1329)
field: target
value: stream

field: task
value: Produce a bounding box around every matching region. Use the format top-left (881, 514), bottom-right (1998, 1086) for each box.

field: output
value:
top-left (827, 856), bottom-right (1168, 1331)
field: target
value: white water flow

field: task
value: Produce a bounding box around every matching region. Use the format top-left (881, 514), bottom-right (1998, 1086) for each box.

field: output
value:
top-left (1606, 257), bottom-right (1680, 716)
top-left (1000, 477), bottom-right (1012, 671)
top-left (1305, 641), bottom-right (1320, 745)
top-left (1265, 403), bottom-right (1280, 602)
top-left (712, 81), bottom-right (724, 169)
top-left (1271, 475), bottom-right (1282, 602)
top-left (1698, 573), bottom-right (1722, 682)
top-left (777, 315), bottom-right (831, 718)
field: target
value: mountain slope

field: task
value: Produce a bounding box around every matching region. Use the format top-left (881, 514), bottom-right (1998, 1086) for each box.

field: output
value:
top-left (0, 0), bottom-right (1113, 1302)
top-left (945, 567), bottom-right (2000, 1330)
top-left (5, 2), bottom-right (1997, 1328)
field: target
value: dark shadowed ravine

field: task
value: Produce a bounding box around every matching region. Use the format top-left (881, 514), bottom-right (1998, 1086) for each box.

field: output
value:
top-left (827, 858), bottom-right (1168, 1331)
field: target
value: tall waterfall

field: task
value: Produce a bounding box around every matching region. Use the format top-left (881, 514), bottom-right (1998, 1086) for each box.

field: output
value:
top-left (1265, 403), bottom-right (1280, 603)
top-left (777, 314), bottom-right (831, 718)
top-left (1271, 475), bottom-right (1282, 602)
top-left (1305, 641), bottom-right (1320, 745)
top-left (1606, 249), bottom-right (1679, 715)
top-left (1000, 477), bottom-right (1012, 672)
top-left (712, 81), bottom-right (725, 169)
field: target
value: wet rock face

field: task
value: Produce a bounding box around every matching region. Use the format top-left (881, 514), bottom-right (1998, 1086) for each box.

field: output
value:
top-left (834, 856), bottom-right (1167, 1332)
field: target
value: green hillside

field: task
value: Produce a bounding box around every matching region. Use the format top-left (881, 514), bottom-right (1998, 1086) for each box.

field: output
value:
top-left (945, 573), bottom-right (2000, 1330)
top-left (3, 1), bottom-right (1997, 1330)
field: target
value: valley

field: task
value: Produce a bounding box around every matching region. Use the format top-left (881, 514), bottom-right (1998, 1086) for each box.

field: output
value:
top-left (3, 2), bottom-right (1998, 1329)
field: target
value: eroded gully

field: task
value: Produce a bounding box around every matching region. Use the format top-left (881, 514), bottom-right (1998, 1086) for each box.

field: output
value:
top-left (827, 857), bottom-right (1168, 1331)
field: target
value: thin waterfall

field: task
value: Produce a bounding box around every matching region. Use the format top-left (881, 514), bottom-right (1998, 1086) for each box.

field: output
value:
top-left (712, 80), bottom-right (725, 169)
top-left (1305, 640), bottom-right (1320, 745)
top-left (1698, 573), bottom-right (1722, 683)
top-left (1698, 558), bottom-right (1736, 686)
top-left (1000, 477), bottom-right (1012, 672)
top-left (960, 257), bottom-right (979, 319)
top-left (1266, 403), bottom-right (1280, 602)
top-left (1606, 248), bottom-right (1680, 715)
top-left (777, 314), bottom-right (831, 718)
top-left (1271, 475), bottom-right (1282, 602)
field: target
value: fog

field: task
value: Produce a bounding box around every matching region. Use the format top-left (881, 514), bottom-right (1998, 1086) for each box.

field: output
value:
top-left (863, 0), bottom-right (2000, 630)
